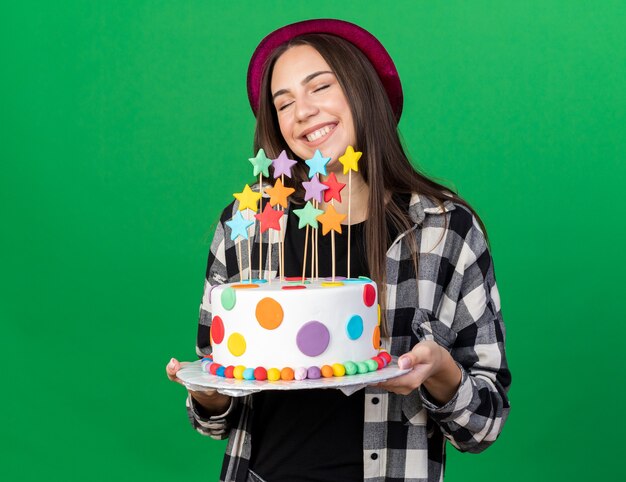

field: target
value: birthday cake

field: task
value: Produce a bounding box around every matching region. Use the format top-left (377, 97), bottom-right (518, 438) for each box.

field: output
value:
top-left (202, 277), bottom-right (390, 381)
top-left (200, 147), bottom-right (392, 381)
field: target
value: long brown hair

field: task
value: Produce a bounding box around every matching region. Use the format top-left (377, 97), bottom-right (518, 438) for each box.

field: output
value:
top-left (253, 34), bottom-right (486, 336)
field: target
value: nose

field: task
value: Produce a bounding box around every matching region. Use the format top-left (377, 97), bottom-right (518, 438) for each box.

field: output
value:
top-left (294, 95), bottom-right (318, 122)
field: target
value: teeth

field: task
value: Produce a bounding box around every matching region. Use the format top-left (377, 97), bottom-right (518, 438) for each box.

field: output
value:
top-left (306, 125), bottom-right (333, 142)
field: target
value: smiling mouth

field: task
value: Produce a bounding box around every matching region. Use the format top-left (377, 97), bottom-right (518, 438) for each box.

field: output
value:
top-left (304, 124), bottom-right (336, 142)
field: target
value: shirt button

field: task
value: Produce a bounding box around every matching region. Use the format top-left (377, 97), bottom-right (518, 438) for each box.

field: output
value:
top-left (372, 397), bottom-right (380, 405)
top-left (371, 453), bottom-right (378, 460)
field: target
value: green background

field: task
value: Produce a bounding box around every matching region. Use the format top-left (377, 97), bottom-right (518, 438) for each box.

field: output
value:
top-left (2, 1), bottom-right (624, 480)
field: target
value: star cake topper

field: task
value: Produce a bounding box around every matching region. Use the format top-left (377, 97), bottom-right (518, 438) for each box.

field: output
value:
top-left (321, 172), bottom-right (346, 203)
top-left (316, 204), bottom-right (347, 235)
top-left (305, 149), bottom-right (331, 178)
top-left (338, 145), bottom-right (362, 174)
top-left (254, 203), bottom-right (284, 233)
top-left (264, 178), bottom-right (295, 208)
top-left (225, 211), bottom-right (254, 241)
top-left (249, 148), bottom-right (273, 177)
top-left (302, 175), bottom-right (329, 203)
top-left (233, 184), bottom-right (262, 211)
top-left (272, 150), bottom-right (298, 179)
top-left (293, 201), bottom-right (324, 229)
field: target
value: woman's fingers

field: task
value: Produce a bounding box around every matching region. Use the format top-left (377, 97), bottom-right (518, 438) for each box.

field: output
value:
top-left (166, 358), bottom-right (225, 411)
top-left (375, 341), bottom-right (441, 395)
top-left (376, 364), bottom-right (432, 395)
top-left (166, 358), bottom-right (189, 385)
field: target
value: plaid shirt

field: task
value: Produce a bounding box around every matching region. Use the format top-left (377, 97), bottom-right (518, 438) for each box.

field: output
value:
top-left (186, 191), bottom-right (511, 482)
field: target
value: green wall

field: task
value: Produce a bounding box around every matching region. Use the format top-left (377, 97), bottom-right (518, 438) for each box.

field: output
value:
top-left (3, 1), bottom-right (624, 480)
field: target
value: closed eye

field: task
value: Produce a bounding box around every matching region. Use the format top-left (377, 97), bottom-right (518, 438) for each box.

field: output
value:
top-left (314, 85), bottom-right (329, 93)
top-left (278, 101), bottom-right (294, 111)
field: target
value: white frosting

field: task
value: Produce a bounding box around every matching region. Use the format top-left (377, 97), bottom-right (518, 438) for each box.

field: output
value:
top-left (211, 280), bottom-right (379, 369)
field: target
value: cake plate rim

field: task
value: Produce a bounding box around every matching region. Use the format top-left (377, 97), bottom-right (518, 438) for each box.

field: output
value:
top-left (176, 358), bottom-right (411, 397)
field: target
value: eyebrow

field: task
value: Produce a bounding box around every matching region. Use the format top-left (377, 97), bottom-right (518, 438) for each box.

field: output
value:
top-left (272, 70), bottom-right (334, 101)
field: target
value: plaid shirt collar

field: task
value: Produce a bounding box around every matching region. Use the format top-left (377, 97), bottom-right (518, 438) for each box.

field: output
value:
top-left (408, 192), bottom-right (456, 225)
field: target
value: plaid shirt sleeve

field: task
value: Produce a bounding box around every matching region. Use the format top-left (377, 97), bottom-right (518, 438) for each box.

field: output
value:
top-left (185, 204), bottom-right (239, 440)
top-left (417, 208), bottom-right (511, 453)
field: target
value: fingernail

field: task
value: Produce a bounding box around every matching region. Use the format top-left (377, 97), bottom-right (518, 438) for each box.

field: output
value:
top-left (398, 356), bottom-right (410, 370)
top-left (168, 358), bottom-right (175, 369)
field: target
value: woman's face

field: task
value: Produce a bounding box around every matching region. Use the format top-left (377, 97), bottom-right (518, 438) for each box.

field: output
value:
top-left (270, 45), bottom-right (356, 169)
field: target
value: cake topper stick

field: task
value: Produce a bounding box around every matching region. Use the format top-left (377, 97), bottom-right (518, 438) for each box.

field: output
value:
top-left (268, 233), bottom-right (272, 283)
top-left (237, 240), bottom-right (243, 281)
top-left (331, 217), bottom-right (336, 281)
top-left (311, 219), bottom-right (315, 280)
top-left (293, 201), bottom-right (323, 283)
top-left (338, 146), bottom-right (362, 279)
top-left (249, 149), bottom-right (273, 280)
top-left (316, 203), bottom-right (347, 282)
top-left (254, 203), bottom-right (284, 283)
top-left (347, 174), bottom-right (351, 278)
top-left (233, 185), bottom-right (262, 281)
top-left (265, 172), bottom-right (295, 282)
top-left (321, 174), bottom-right (346, 282)
top-left (304, 150), bottom-right (330, 282)
top-left (279, 174), bottom-right (285, 282)
top-left (225, 210), bottom-right (254, 282)
top-left (245, 210), bottom-right (252, 282)
top-left (271, 150), bottom-right (296, 282)
top-left (315, 201), bottom-right (320, 280)
top-left (259, 176), bottom-right (263, 279)
top-left (281, 176), bottom-right (285, 282)
top-left (302, 225), bottom-right (310, 281)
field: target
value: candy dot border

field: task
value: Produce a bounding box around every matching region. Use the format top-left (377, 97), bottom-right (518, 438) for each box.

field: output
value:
top-left (200, 350), bottom-right (391, 382)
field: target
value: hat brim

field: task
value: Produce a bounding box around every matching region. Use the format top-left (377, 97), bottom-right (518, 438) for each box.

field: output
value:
top-left (247, 19), bottom-right (403, 121)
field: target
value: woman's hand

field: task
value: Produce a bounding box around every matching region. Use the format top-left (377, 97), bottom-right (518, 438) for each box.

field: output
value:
top-left (166, 358), bottom-right (232, 416)
top-left (376, 340), bottom-right (462, 405)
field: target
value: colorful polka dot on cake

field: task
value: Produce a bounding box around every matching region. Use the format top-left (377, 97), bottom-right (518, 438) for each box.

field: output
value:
top-left (228, 333), bottom-right (246, 356)
top-left (363, 284), bottom-right (376, 307)
top-left (346, 314), bottom-right (363, 340)
top-left (296, 321), bottom-right (330, 357)
top-left (256, 297), bottom-right (284, 330)
top-left (211, 316), bottom-right (224, 344)
top-left (221, 287), bottom-right (236, 310)
top-left (372, 326), bottom-right (381, 349)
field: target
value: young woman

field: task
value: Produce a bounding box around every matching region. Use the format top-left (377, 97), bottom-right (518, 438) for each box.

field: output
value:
top-left (167, 19), bottom-right (511, 482)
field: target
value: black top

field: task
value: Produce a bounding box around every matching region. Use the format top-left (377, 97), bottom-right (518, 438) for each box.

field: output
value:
top-left (249, 195), bottom-right (409, 482)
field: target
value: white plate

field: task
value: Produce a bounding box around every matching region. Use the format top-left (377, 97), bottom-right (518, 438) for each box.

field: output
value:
top-left (177, 359), bottom-right (410, 397)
